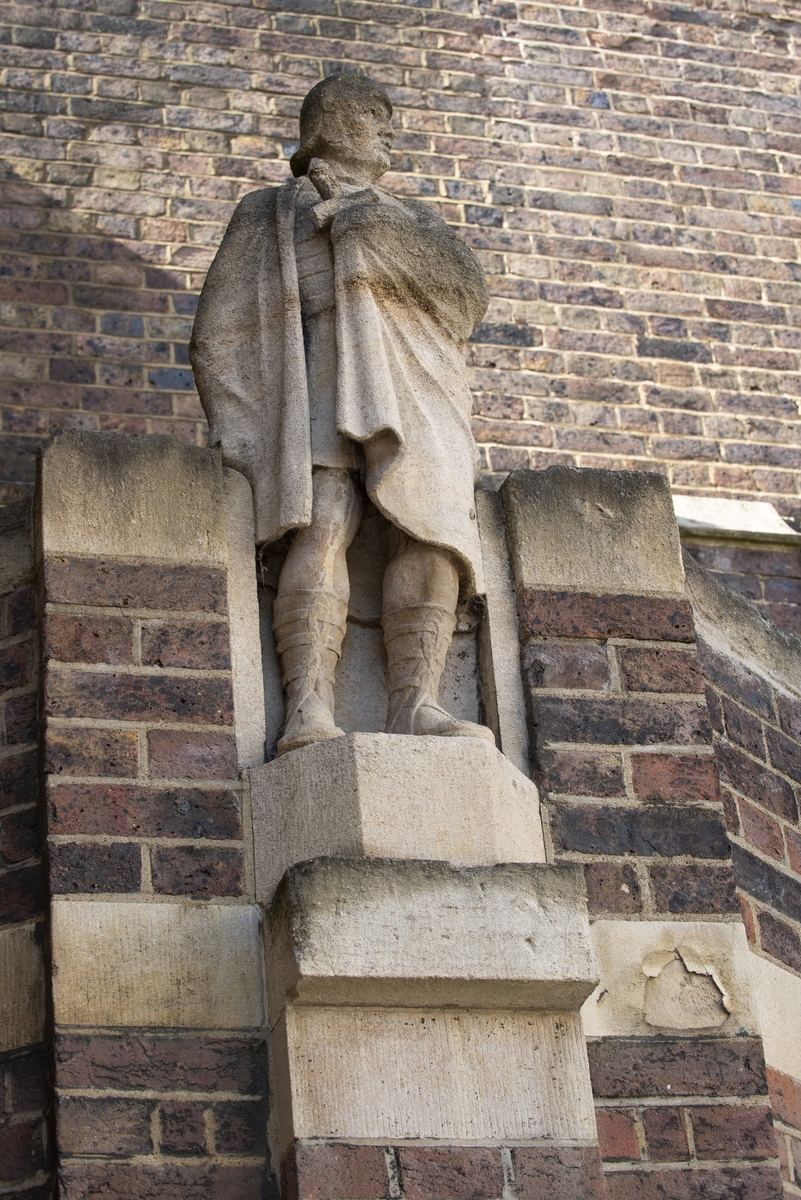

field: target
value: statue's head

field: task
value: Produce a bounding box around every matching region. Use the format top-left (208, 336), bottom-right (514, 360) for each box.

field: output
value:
top-left (290, 73), bottom-right (394, 182)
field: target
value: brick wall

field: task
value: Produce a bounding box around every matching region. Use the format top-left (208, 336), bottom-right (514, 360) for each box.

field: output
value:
top-left (686, 541), bottom-right (801, 635)
top-left (520, 581), bottom-right (785, 1193)
top-left (0, 499), bottom-right (53, 1200)
top-left (41, 547), bottom-right (270, 1195)
top-left (3, 0), bottom-right (801, 517)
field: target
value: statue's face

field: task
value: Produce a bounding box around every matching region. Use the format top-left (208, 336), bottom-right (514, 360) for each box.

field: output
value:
top-left (316, 93), bottom-right (394, 182)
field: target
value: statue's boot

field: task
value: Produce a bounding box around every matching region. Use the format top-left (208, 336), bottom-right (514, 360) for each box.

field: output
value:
top-left (273, 589), bottom-right (348, 756)
top-left (382, 603), bottom-right (495, 743)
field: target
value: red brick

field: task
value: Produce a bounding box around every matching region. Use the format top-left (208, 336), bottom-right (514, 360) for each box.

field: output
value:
top-left (44, 668), bottom-right (233, 725)
top-left (605, 1164), bottom-right (784, 1199)
top-left (150, 846), bottom-right (242, 897)
top-left (147, 729), bottom-right (238, 780)
top-left (596, 1108), bottom-right (639, 1161)
top-left (631, 752), bottom-right (720, 803)
top-left (141, 620), bottom-right (230, 670)
top-left (715, 740), bottom-right (798, 822)
top-left (650, 862), bottom-right (739, 915)
top-left (642, 1106), bottom-right (689, 1161)
top-left (619, 647), bottom-right (705, 694)
top-left (44, 612), bottom-right (133, 665)
top-left (397, 1146), bottom-right (502, 1200)
top-left (739, 800), bottom-right (785, 862)
top-left (45, 726), bottom-right (139, 778)
top-left (48, 781), bottom-right (240, 839)
top-left (160, 1101), bottom-right (206, 1156)
top-left (691, 1103), bottom-right (777, 1161)
top-left (58, 1162), bottom-right (266, 1200)
top-left (43, 558), bottom-right (227, 614)
top-left (519, 591), bottom-right (695, 643)
top-left (55, 1033), bottom-right (267, 1094)
top-left (287, 1142), bottom-right (388, 1200)
top-left (58, 1097), bottom-right (153, 1156)
top-left (522, 641), bottom-right (610, 690)
top-left (584, 861), bottom-right (643, 914)
top-left (512, 1145), bottom-right (606, 1200)
top-left (49, 841), bottom-right (140, 894)
top-left (0, 863), bottom-right (44, 925)
top-left (768, 1067), bottom-right (801, 1132)
top-left (589, 1037), bottom-right (768, 1100)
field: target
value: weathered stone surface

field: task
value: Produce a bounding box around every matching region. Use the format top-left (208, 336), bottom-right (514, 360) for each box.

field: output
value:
top-left (51, 900), bottom-right (264, 1029)
top-left (267, 858), bottom-right (598, 1013)
top-left (502, 466), bottom-right (685, 597)
top-left (250, 733), bottom-right (544, 903)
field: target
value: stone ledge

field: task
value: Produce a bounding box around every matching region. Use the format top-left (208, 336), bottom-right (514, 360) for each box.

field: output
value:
top-left (266, 857), bottom-right (598, 1014)
top-left (250, 733), bottom-right (545, 904)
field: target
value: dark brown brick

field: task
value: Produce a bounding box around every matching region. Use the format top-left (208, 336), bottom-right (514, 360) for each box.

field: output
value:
top-left (642, 1106), bottom-right (689, 1161)
top-left (722, 697), bottom-right (766, 760)
top-left (650, 862), bottom-right (739, 915)
top-left (7, 1044), bottom-right (49, 1112)
top-left (605, 1164), bottom-right (784, 1199)
top-left (757, 911), bottom-right (801, 973)
top-left (537, 748), bottom-right (625, 797)
top-left (58, 1096), bottom-right (153, 1156)
top-left (48, 781), bottom-right (240, 839)
top-left (45, 726), bottom-right (139, 778)
top-left (55, 1033), bottom-right (267, 1094)
top-left (0, 751), bottom-right (37, 812)
top-left (43, 558), bottom-right (227, 614)
top-left (619, 647), bottom-right (705, 694)
top-left (49, 841), bottom-right (140, 894)
top-left (714, 740), bottom-right (798, 822)
top-left (766, 726), bottom-right (801, 785)
top-left (211, 1100), bottom-right (267, 1157)
top-left (397, 1146), bottom-right (502, 1200)
top-left (1, 807), bottom-right (39, 863)
top-left (596, 1108), bottom-right (639, 1162)
top-left (522, 641), bottom-right (610, 690)
top-left (160, 1101), bottom-right (206, 1156)
top-left (0, 1119), bottom-right (44, 1183)
top-left (589, 1037), bottom-right (768, 1100)
top-left (584, 861), bottom-right (642, 914)
top-left (632, 752), bottom-right (720, 803)
top-left (0, 863), bottom-right (44, 925)
top-left (740, 800), bottom-right (784, 862)
top-left (151, 846), bottom-right (242, 897)
top-left (45, 612), bottom-right (133, 665)
top-left (550, 802), bottom-right (729, 858)
top-left (58, 1162), bottom-right (267, 1200)
top-left (8, 586), bottom-right (37, 637)
top-left (0, 642), bottom-right (33, 692)
top-left (697, 639), bottom-right (774, 720)
top-left (519, 591), bottom-right (695, 642)
top-left (147, 729), bottom-right (238, 781)
top-left (731, 845), bottom-right (801, 926)
top-left (776, 693), bottom-right (801, 742)
top-left (141, 620), bottom-right (230, 670)
top-left (288, 1142), bottom-right (388, 1200)
top-left (691, 1103), bottom-right (777, 1161)
top-left (513, 1145), bottom-right (606, 1200)
top-left (5, 692), bottom-right (38, 745)
top-left (44, 668), bottom-right (233, 725)
top-left (531, 696), bottom-right (711, 748)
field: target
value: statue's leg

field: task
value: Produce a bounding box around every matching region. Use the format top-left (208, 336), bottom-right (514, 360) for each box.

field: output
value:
top-left (382, 535), bottom-right (494, 742)
top-left (273, 468), bottom-right (362, 756)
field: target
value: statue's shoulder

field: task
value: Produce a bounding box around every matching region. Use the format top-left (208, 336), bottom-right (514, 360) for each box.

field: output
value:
top-left (228, 184), bottom-right (283, 227)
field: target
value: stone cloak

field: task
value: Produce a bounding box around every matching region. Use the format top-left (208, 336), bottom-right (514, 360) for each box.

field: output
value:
top-left (189, 178), bottom-right (488, 595)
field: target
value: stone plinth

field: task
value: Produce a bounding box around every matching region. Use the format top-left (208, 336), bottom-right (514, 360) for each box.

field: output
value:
top-left (249, 733), bottom-right (545, 904)
top-left (266, 857), bottom-right (600, 1161)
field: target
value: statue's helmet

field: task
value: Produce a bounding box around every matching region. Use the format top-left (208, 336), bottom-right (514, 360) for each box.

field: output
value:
top-left (290, 72), bottom-right (393, 178)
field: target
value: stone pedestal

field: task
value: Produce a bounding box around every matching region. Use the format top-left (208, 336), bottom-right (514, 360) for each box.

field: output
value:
top-left (249, 733), bottom-right (545, 903)
top-left (253, 736), bottom-right (609, 1199)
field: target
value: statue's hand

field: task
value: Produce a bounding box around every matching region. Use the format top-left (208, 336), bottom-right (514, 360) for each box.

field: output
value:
top-left (309, 186), bottom-right (381, 232)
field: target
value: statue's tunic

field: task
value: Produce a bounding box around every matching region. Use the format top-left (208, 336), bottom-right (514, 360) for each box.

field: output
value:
top-left (189, 178), bottom-right (489, 595)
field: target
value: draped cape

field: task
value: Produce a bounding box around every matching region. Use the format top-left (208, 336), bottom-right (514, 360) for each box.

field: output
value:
top-left (189, 179), bottom-right (489, 595)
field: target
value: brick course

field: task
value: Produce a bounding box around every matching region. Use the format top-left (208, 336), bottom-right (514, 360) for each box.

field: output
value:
top-left (2, 0), bottom-right (801, 525)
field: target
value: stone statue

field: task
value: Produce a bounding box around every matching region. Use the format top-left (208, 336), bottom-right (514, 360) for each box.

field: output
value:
top-left (190, 73), bottom-right (495, 755)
